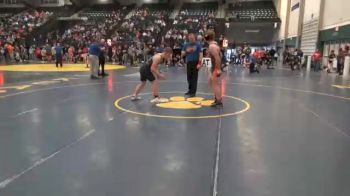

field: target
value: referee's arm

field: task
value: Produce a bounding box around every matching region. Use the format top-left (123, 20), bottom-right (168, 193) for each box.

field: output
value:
top-left (197, 49), bottom-right (203, 69)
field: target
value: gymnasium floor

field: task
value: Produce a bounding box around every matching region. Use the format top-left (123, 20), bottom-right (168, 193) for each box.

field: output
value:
top-left (0, 63), bottom-right (349, 196)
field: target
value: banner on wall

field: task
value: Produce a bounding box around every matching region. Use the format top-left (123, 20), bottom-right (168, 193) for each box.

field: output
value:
top-left (291, 2), bottom-right (300, 11)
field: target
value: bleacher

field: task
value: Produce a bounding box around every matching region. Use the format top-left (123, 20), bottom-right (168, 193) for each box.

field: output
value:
top-left (228, 1), bottom-right (280, 22)
top-left (80, 10), bottom-right (119, 19)
top-left (111, 4), bottom-right (172, 45)
top-left (168, 2), bottom-right (217, 36)
top-left (45, 4), bottom-right (134, 46)
top-left (0, 8), bottom-right (25, 17)
top-left (38, 6), bottom-right (76, 17)
top-left (79, 4), bottom-right (133, 19)
top-left (140, 3), bottom-right (174, 17)
top-left (0, 9), bottom-right (54, 46)
top-left (180, 2), bottom-right (218, 16)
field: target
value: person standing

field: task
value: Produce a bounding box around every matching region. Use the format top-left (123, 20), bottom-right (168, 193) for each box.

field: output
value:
top-left (0, 46), bottom-right (4, 63)
top-left (337, 48), bottom-right (344, 75)
top-left (98, 39), bottom-right (108, 77)
top-left (327, 50), bottom-right (336, 73)
top-left (283, 48), bottom-right (289, 65)
top-left (35, 47), bottom-right (41, 61)
top-left (55, 43), bottom-right (63, 68)
top-left (205, 30), bottom-right (223, 107)
top-left (122, 44), bottom-right (128, 66)
top-left (41, 47), bottom-right (47, 62)
top-left (108, 45), bottom-right (113, 63)
top-left (83, 46), bottom-right (89, 68)
top-left (68, 46), bottom-right (74, 63)
top-left (269, 48), bottom-right (276, 68)
top-left (128, 44), bottom-right (136, 66)
top-left (338, 46), bottom-right (350, 75)
top-left (312, 49), bottom-right (322, 72)
top-left (89, 41), bottom-right (101, 79)
top-left (45, 44), bottom-right (52, 63)
top-left (297, 49), bottom-right (304, 69)
top-left (29, 45), bottom-right (34, 61)
top-left (182, 33), bottom-right (203, 97)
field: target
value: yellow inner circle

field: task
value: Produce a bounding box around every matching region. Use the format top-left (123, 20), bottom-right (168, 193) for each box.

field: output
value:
top-left (0, 64), bottom-right (125, 72)
top-left (169, 96), bottom-right (186, 101)
top-left (157, 100), bottom-right (202, 109)
top-left (115, 92), bottom-right (251, 119)
top-left (187, 97), bottom-right (205, 102)
top-left (158, 98), bottom-right (170, 102)
top-left (156, 96), bottom-right (216, 109)
top-left (199, 100), bottom-right (215, 106)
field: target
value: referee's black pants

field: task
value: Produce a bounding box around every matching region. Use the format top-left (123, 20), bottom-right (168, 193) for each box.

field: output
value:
top-left (187, 61), bottom-right (199, 96)
top-left (56, 56), bottom-right (63, 67)
top-left (99, 57), bottom-right (105, 75)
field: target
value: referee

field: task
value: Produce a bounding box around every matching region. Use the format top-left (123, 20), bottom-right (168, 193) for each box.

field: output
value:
top-left (98, 39), bottom-right (108, 77)
top-left (182, 33), bottom-right (203, 97)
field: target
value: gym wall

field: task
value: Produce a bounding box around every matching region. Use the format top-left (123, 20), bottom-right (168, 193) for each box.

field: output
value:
top-left (303, 0), bottom-right (321, 23)
top-left (225, 22), bottom-right (278, 45)
top-left (287, 0), bottom-right (301, 38)
top-left (278, 0), bottom-right (289, 40)
top-left (321, 0), bottom-right (350, 30)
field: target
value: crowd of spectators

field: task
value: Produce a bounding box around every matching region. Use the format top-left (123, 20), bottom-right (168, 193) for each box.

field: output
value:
top-left (32, 6), bottom-right (140, 65)
top-left (0, 7), bottom-right (130, 64)
top-left (228, 0), bottom-right (279, 22)
top-left (0, 4), bottom-right (218, 67)
top-left (105, 6), bottom-right (171, 65)
top-left (0, 10), bottom-right (52, 45)
top-left (165, 12), bottom-right (216, 44)
top-left (0, 9), bottom-right (53, 63)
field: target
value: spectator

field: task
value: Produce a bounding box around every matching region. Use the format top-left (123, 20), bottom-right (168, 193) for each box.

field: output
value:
top-left (245, 54), bottom-right (259, 74)
top-left (269, 48), bottom-right (276, 67)
top-left (68, 46), bottom-right (74, 63)
top-left (122, 44), bottom-right (128, 65)
top-left (128, 44), bottom-right (136, 66)
top-left (0, 9), bottom-right (53, 58)
top-left (337, 48), bottom-right (345, 75)
top-left (55, 43), bottom-right (63, 68)
top-left (327, 50), bottom-right (336, 73)
top-left (29, 45), bottom-right (35, 60)
top-left (0, 46), bottom-right (4, 62)
top-left (41, 47), bottom-right (47, 62)
top-left (136, 45), bottom-right (143, 64)
top-left (312, 49), bottom-right (322, 72)
top-left (35, 47), bottom-right (41, 60)
top-left (98, 39), bottom-right (108, 77)
top-left (46, 44), bottom-right (52, 63)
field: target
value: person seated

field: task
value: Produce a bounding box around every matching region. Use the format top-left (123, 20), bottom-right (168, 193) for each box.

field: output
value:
top-left (245, 54), bottom-right (259, 74)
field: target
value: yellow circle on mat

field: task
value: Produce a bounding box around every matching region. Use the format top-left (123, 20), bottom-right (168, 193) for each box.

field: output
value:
top-left (187, 97), bottom-right (204, 102)
top-left (169, 96), bottom-right (186, 101)
top-left (0, 64), bottom-right (125, 72)
top-left (115, 92), bottom-right (251, 119)
top-left (157, 101), bottom-right (202, 109)
top-left (200, 100), bottom-right (215, 106)
top-left (159, 98), bottom-right (169, 102)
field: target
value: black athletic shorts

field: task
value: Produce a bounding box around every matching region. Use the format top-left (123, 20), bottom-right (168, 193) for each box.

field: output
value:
top-left (140, 64), bottom-right (155, 82)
